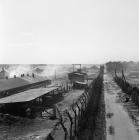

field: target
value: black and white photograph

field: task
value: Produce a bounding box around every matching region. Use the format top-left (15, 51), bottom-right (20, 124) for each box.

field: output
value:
top-left (0, 0), bottom-right (139, 140)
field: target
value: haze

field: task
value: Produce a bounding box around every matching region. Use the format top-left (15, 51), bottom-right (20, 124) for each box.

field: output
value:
top-left (0, 0), bottom-right (139, 64)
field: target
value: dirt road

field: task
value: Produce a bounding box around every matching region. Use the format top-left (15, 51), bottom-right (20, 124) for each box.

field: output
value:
top-left (57, 89), bottom-right (84, 111)
top-left (104, 74), bottom-right (139, 140)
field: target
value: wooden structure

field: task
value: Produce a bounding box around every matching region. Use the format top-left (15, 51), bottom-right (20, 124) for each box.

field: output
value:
top-left (0, 87), bottom-right (59, 104)
top-left (68, 72), bottom-right (87, 82)
top-left (73, 81), bottom-right (87, 89)
top-left (68, 64), bottom-right (87, 82)
top-left (0, 86), bottom-right (62, 117)
top-left (0, 77), bottom-right (51, 98)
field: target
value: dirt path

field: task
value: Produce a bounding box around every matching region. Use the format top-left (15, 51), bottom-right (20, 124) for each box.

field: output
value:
top-left (104, 74), bottom-right (139, 140)
top-left (57, 89), bottom-right (84, 111)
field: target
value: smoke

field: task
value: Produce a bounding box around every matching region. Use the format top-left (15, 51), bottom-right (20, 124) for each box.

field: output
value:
top-left (7, 64), bottom-right (94, 79)
top-left (41, 65), bottom-right (69, 78)
top-left (41, 65), bottom-right (57, 77)
top-left (7, 64), bottom-right (70, 79)
top-left (8, 64), bottom-right (32, 78)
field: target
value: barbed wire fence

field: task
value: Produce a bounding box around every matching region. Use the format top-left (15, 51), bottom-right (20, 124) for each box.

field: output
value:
top-left (47, 66), bottom-right (104, 140)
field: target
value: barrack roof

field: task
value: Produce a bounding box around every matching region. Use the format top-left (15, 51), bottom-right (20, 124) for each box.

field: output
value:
top-left (0, 87), bottom-right (58, 104)
top-left (0, 78), bottom-right (30, 91)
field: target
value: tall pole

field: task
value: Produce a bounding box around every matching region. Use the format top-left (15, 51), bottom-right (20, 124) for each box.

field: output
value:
top-left (55, 69), bottom-right (56, 80)
top-left (115, 69), bottom-right (117, 77)
top-left (122, 69), bottom-right (125, 81)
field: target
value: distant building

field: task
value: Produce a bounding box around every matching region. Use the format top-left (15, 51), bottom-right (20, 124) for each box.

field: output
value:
top-left (0, 68), bottom-right (9, 79)
top-left (35, 67), bottom-right (44, 73)
top-left (68, 70), bottom-right (87, 82)
top-left (68, 64), bottom-right (87, 82)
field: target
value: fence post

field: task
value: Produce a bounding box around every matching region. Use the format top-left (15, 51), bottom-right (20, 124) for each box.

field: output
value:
top-left (82, 95), bottom-right (86, 108)
top-left (83, 93), bottom-right (87, 108)
top-left (76, 102), bottom-right (81, 118)
top-left (79, 98), bottom-right (85, 119)
top-left (71, 105), bottom-right (77, 136)
top-left (56, 107), bottom-right (68, 140)
top-left (65, 110), bottom-right (73, 140)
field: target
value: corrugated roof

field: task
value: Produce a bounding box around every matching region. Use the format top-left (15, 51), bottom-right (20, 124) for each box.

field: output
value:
top-left (0, 78), bottom-right (30, 91)
top-left (0, 87), bottom-right (58, 104)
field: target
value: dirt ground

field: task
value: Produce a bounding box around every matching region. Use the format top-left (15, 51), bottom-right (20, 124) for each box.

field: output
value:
top-left (57, 90), bottom-right (84, 111)
top-left (0, 89), bottom-right (84, 140)
top-left (104, 74), bottom-right (139, 140)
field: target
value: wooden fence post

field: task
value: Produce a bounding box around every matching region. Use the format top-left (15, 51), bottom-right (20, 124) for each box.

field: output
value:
top-left (83, 93), bottom-right (87, 108)
top-left (76, 102), bottom-right (81, 118)
top-left (79, 98), bottom-right (84, 119)
top-left (82, 95), bottom-right (86, 108)
top-left (56, 107), bottom-right (68, 140)
top-left (65, 110), bottom-right (73, 140)
top-left (71, 105), bottom-right (77, 136)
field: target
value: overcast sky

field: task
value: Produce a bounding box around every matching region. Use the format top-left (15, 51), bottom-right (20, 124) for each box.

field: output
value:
top-left (0, 0), bottom-right (139, 64)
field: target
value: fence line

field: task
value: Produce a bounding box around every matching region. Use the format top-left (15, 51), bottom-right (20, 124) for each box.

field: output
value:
top-left (47, 66), bottom-right (104, 140)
